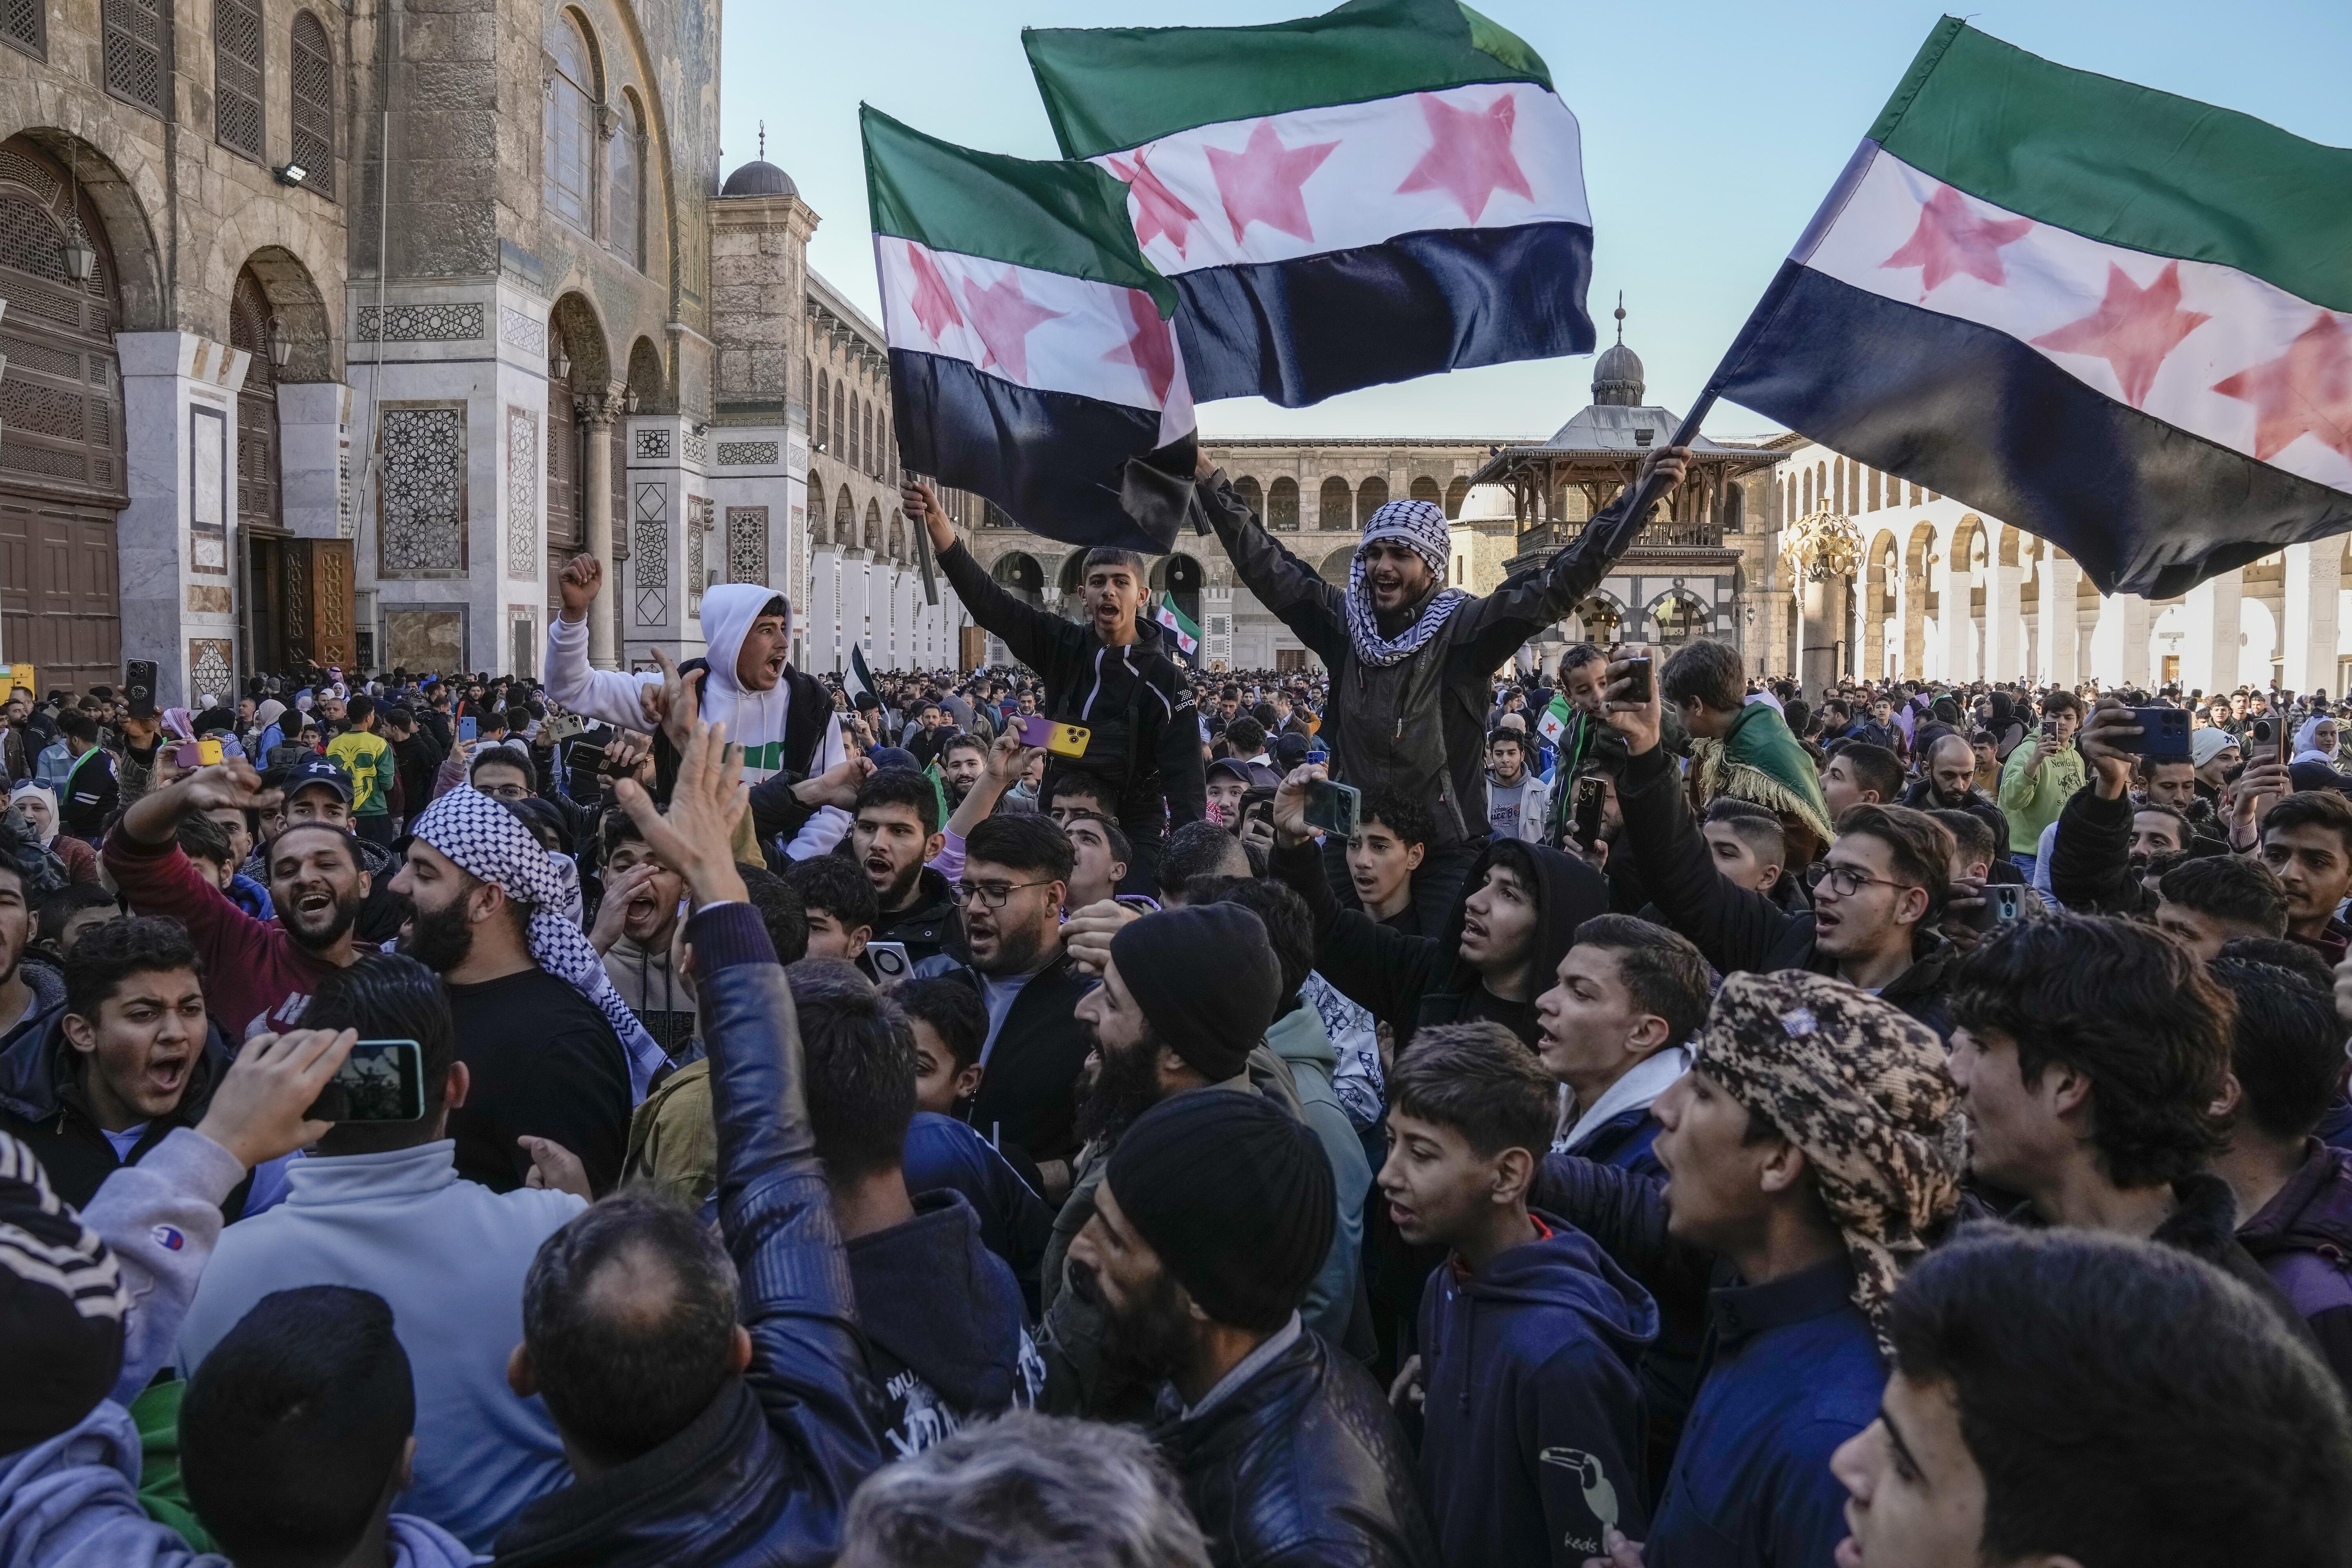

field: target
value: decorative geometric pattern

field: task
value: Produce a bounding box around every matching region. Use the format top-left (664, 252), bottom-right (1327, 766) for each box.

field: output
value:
top-left (188, 639), bottom-right (233, 699)
top-left (716, 441), bottom-right (778, 466)
top-left (379, 405), bottom-right (466, 574)
top-left (357, 303), bottom-right (483, 343)
top-left (633, 427), bottom-right (670, 461)
top-left (499, 306), bottom-right (545, 356)
top-left (505, 405), bottom-right (539, 580)
top-left (213, 0), bottom-right (265, 163)
top-left (727, 505), bottom-right (769, 583)
top-left (102, 0), bottom-right (166, 115)
top-left (681, 429), bottom-right (708, 466)
top-left (633, 480), bottom-right (667, 626)
top-left (290, 11), bottom-right (335, 197)
top-left (687, 496), bottom-right (710, 615)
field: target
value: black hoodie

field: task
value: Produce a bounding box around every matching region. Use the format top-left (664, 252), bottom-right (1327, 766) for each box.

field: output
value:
top-left (1275, 835), bottom-right (1611, 1051)
top-left (846, 1189), bottom-right (1044, 1458)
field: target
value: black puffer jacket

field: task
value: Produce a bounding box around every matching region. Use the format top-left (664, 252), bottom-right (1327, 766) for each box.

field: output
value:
top-left (1200, 470), bottom-right (1639, 849)
top-left (489, 904), bottom-right (882, 1568)
top-left (1154, 1328), bottom-right (1437, 1568)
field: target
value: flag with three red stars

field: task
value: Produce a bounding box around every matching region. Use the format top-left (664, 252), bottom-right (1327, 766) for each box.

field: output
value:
top-left (1024, 0), bottom-right (1593, 408)
top-left (862, 105), bottom-right (1198, 553)
top-left (1708, 18), bottom-right (2352, 597)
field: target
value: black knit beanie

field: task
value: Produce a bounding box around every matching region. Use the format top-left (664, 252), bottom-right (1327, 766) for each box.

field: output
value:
top-left (0, 1134), bottom-right (126, 1452)
top-left (1105, 1092), bottom-right (1335, 1332)
top-left (1109, 904), bottom-right (1281, 1083)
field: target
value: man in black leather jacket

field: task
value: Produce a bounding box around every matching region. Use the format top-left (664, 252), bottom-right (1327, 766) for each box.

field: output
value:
top-left (1068, 1089), bottom-right (1436, 1568)
top-left (491, 721), bottom-right (884, 1568)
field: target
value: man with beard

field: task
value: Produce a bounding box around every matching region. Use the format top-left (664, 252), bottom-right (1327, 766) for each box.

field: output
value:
top-left (1067, 1091), bottom-right (1437, 1568)
top-left (1038, 902), bottom-right (1288, 1415)
top-left (939, 732), bottom-right (989, 812)
top-left (857, 768), bottom-right (962, 966)
top-left (938, 814), bottom-right (1096, 1197)
top-left (394, 788), bottom-right (642, 1195)
top-left (1899, 733), bottom-right (2012, 864)
top-left (588, 805), bottom-right (695, 1060)
top-left (104, 760), bottom-right (372, 1037)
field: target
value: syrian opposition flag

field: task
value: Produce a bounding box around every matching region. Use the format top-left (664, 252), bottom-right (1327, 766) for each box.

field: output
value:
top-left (845, 644), bottom-right (880, 708)
top-left (1535, 692), bottom-right (1572, 745)
top-left (1708, 20), bottom-right (2352, 597)
top-left (862, 106), bottom-right (1198, 554)
top-left (1153, 593), bottom-right (1202, 658)
top-left (1024, 0), bottom-right (1593, 407)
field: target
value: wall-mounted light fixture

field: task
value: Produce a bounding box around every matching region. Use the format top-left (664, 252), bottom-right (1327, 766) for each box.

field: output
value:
top-left (274, 162), bottom-right (309, 188)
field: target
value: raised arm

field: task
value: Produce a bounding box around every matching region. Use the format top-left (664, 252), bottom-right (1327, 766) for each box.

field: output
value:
top-left (908, 481), bottom-right (1068, 673)
top-left (1269, 765), bottom-right (1444, 1028)
top-left (1461, 447), bottom-right (1688, 667)
top-left (1192, 463), bottom-right (1350, 663)
top-left (616, 725), bottom-right (882, 1513)
top-left (544, 554), bottom-right (664, 731)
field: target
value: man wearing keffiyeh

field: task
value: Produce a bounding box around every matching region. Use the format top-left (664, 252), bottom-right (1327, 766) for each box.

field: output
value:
top-left (1195, 443), bottom-right (1688, 924)
top-left (394, 788), bottom-right (660, 1194)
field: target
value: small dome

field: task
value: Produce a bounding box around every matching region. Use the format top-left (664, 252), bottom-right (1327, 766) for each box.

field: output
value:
top-left (1455, 483), bottom-right (1516, 523)
top-left (722, 160), bottom-right (797, 198)
top-left (1592, 341), bottom-right (1644, 407)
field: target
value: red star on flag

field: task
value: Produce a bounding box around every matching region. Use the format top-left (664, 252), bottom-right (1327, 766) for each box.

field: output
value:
top-left (1103, 288), bottom-right (1177, 405)
top-left (1106, 147), bottom-right (1200, 259)
top-left (1880, 183), bottom-right (2034, 297)
top-left (1395, 91), bottom-right (1532, 224)
top-left (2030, 261), bottom-right (2210, 408)
top-left (904, 242), bottom-right (964, 343)
top-left (2212, 310), bottom-right (2352, 464)
top-left (1205, 119), bottom-right (1339, 245)
top-left (959, 268), bottom-right (1066, 385)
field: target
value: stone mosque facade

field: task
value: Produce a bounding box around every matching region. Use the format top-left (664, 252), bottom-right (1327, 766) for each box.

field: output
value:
top-left (0, 0), bottom-right (969, 702)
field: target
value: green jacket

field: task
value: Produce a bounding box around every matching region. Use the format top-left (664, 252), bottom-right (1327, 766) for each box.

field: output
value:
top-left (1997, 729), bottom-right (2087, 853)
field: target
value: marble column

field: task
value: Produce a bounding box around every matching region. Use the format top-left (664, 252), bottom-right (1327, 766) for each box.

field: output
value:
top-left (2091, 593), bottom-right (2152, 688)
top-left (1942, 559), bottom-right (1976, 683)
top-left (2283, 541), bottom-right (2343, 696)
top-left (1985, 552), bottom-right (2024, 684)
top-left (581, 399), bottom-right (617, 668)
top-left (277, 382), bottom-right (352, 541)
top-left (2039, 553), bottom-right (2082, 689)
top-left (2182, 569), bottom-right (2243, 694)
top-left (116, 331), bottom-right (251, 706)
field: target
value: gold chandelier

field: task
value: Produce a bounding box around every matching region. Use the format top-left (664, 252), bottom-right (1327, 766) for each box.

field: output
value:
top-left (1785, 508), bottom-right (1863, 582)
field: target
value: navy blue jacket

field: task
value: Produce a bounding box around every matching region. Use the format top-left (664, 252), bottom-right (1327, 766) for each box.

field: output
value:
top-left (490, 904), bottom-right (882, 1568)
top-left (905, 1111), bottom-right (1053, 1317)
top-left (1571, 1107), bottom-right (1667, 1184)
top-left (1648, 1261), bottom-right (1880, 1568)
top-left (1416, 1212), bottom-right (1657, 1567)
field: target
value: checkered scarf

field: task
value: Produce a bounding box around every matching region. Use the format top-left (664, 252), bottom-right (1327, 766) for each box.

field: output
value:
top-left (1692, 970), bottom-right (1965, 1356)
top-left (1345, 499), bottom-right (1469, 668)
top-left (412, 787), bottom-right (668, 1102)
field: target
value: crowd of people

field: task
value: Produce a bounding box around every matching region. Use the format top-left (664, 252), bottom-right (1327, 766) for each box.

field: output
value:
top-left (0, 446), bottom-right (2347, 1568)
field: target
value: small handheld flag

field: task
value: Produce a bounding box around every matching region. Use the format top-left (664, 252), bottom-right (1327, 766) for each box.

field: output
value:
top-left (1153, 593), bottom-right (1203, 658)
top-left (1536, 692), bottom-right (1573, 745)
top-left (846, 645), bottom-right (879, 708)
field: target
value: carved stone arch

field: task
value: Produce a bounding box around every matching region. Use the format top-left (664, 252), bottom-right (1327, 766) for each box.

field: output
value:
top-left (833, 484), bottom-right (853, 545)
top-left (1901, 521), bottom-right (1939, 679)
top-left (624, 335), bottom-right (669, 413)
top-left (1997, 523), bottom-right (2024, 568)
top-left (991, 550), bottom-right (1044, 606)
top-left (1408, 475), bottom-right (1442, 508)
top-left (586, 0), bottom-right (681, 291)
top-left (1355, 475), bottom-right (1389, 525)
top-left (547, 291), bottom-right (613, 395)
top-left (1570, 592), bottom-right (1626, 645)
top-left (1232, 475), bottom-right (1262, 515)
top-left (1645, 587), bottom-right (1713, 646)
top-left (1444, 476), bottom-right (1469, 518)
top-left (4, 127), bottom-right (166, 331)
top-left (1865, 529), bottom-right (1900, 678)
top-left (224, 243), bottom-right (333, 381)
top-left (1056, 550), bottom-right (1088, 597)
top-left (862, 499), bottom-right (882, 553)
top-left (1266, 476), bottom-right (1299, 531)
top-left (1319, 475), bottom-right (1350, 529)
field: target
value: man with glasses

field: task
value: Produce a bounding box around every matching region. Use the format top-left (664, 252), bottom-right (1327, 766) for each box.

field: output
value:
top-left (931, 813), bottom-right (1096, 1203)
top-left (1598, 650), bottom-right (1962, 1040)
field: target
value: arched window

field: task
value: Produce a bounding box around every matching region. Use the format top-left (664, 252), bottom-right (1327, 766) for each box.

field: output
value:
top-left (863, 402), bottom-right (876, 476)
top-left (290, 11), bottom-right (335, 197)
top-left (849, 393), bottom-right (863, 474)
top-left (1655, 594), bottom-right (1708, 646)
top-left (815, 368), bottom-right (830, 452)
top-left (1233, 476), bottom-right (1263, 516)
top-left (1410, 475), bottom-right (1442, 508)
top-left (214, 0), bottom-right (265, 162)
top-left (610, 90), bottom-right (643, 270)
top-left (831, 381), bottom-right (846, 460)
top-left (1444, 477), bottom-right (1468, 518)
top-left (544, 13), bottom-right (595, 232)
top-left (803, 357), bottom-right (813, 415)
top-left (1268, 477), bottom-right (1299, 531)
top-left (1356, 475), bottom-right (1389, 526)
top-left (1319, 477), bottom-right (1350, 529)
top-left (834, 484), bottom-right (854, 545)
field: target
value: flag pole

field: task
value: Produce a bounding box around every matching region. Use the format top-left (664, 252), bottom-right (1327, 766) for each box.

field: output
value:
top-left (1581, 389), bottom-right (1720, 563)
top-left (908, 464), bottom-right (940, 606)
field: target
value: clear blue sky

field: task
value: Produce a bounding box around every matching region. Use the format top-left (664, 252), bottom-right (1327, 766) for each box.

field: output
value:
top-left (720, 0), bottom-right (2352, 443)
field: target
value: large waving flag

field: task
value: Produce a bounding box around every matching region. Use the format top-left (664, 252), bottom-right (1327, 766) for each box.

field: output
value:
top-left (1024, 0), bottom-right (1593, 408)
top-left (862, 106), bottom-right (1197, 554)
top-left (1709, 19), bottom-right (2352, 597)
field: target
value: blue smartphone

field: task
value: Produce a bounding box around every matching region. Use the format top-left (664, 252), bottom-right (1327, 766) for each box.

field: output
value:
top-left (458, 716), bottom-right (478, 743)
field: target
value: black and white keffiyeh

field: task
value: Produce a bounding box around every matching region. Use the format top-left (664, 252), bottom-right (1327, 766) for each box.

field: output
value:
top-left (413, 787), bottom-right (668, 1101)
top-left (1345, 497), bottom-right (1469, 668)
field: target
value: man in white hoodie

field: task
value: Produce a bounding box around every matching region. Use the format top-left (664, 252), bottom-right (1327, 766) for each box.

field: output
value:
top-left (544, 554), bottom-right (849, 860)
top-left (1485, 726), bottom-right (1551, 845)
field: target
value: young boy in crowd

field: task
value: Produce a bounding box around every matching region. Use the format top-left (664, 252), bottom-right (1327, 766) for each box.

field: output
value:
top-left (1383, 1021), bottom-right (1655, 1568)
top-left (898, 975), bottom-right (987, 1119)
top-left (1699, 800), bottom-right (1786, 896)
top-left (786, 853), bottom-right (878, 962)
top-left (1349, 791), bottom-right (1432, 929)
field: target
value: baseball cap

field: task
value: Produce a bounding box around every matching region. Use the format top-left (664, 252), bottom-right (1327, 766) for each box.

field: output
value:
top-left (283, 756), bottom-right (354, 804)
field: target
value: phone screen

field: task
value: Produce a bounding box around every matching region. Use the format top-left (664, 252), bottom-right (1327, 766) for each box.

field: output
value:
top-left (458, 716), bottom-right (479, 743)
top-left (866, 941), bottom-right (912, 982)
top-left (305, 1040), bottom-right (426, 1123)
